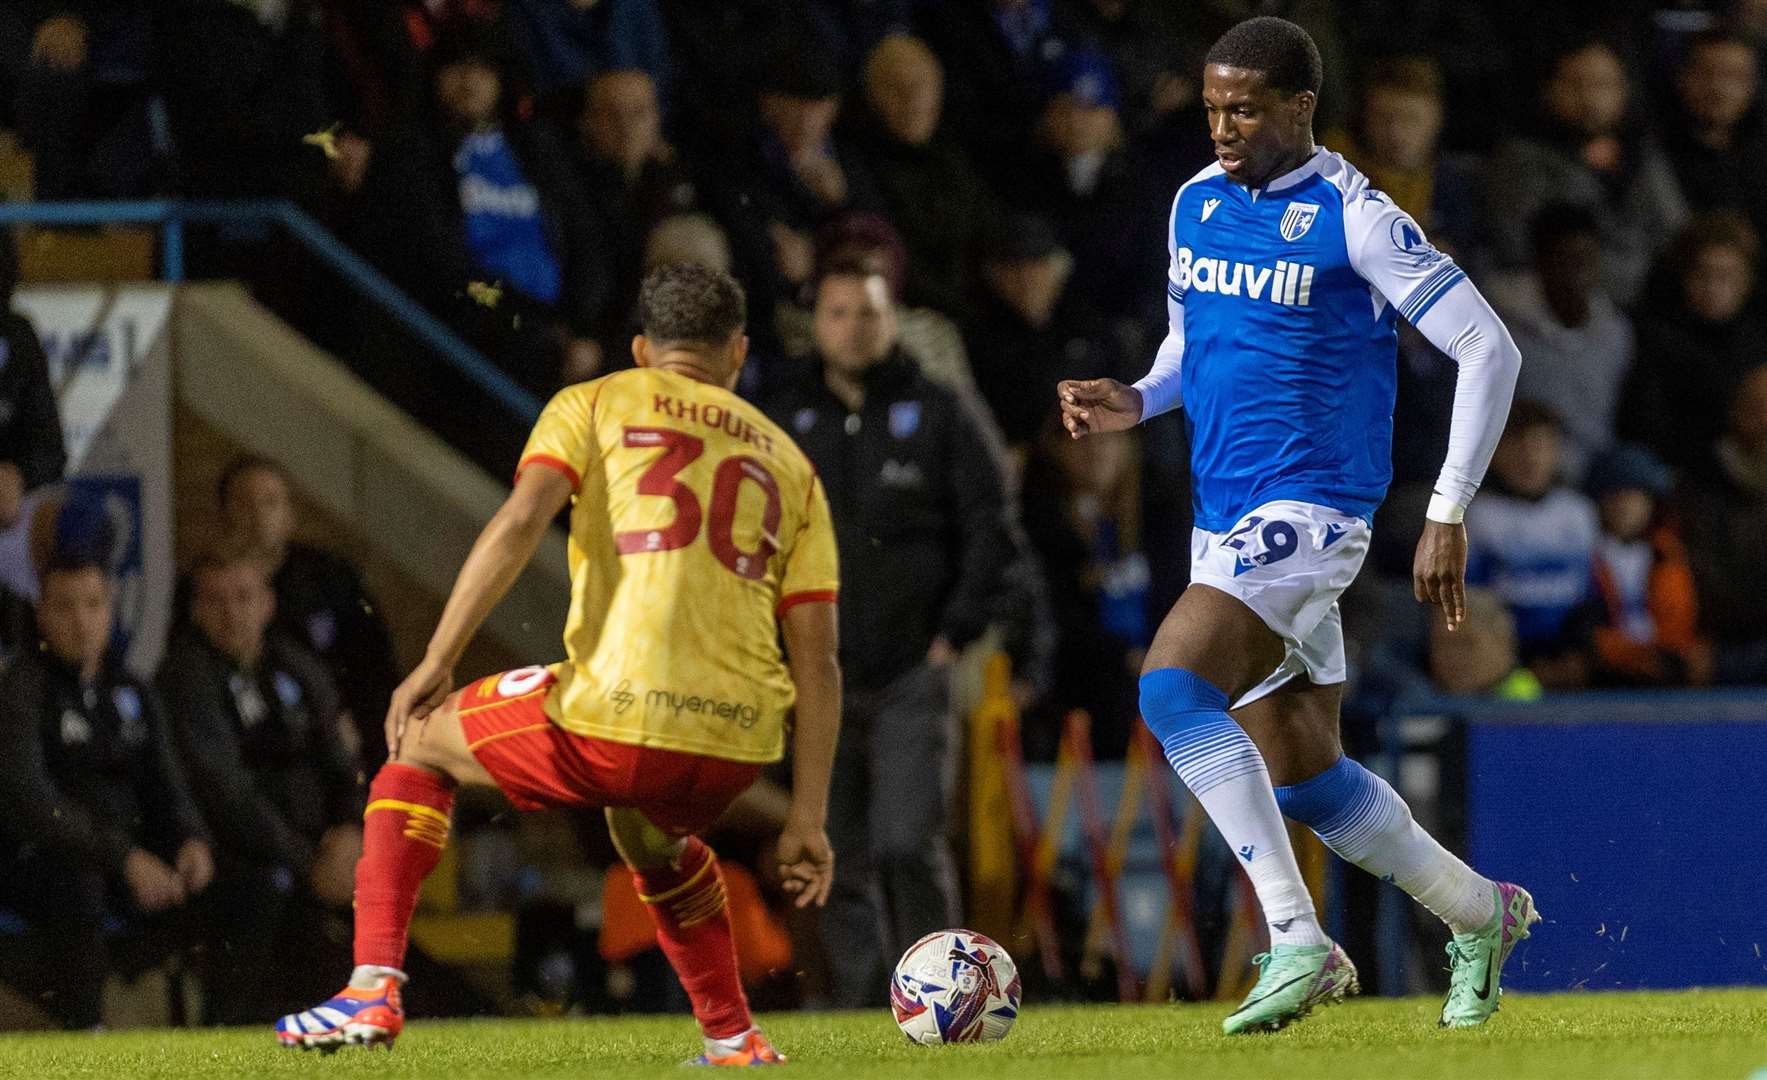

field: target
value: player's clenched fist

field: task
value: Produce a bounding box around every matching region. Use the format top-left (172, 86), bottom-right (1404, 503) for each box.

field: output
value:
top-left (1057, 378), bottom-right (1143, 438)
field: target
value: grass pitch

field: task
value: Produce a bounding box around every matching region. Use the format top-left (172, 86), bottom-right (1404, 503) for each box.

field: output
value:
top-left (2, 991), bottom-right (1764, 1080)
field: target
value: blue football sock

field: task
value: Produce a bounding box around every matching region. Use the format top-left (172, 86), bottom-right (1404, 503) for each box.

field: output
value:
top-left (1277, 755), bottom-right (1492, 933)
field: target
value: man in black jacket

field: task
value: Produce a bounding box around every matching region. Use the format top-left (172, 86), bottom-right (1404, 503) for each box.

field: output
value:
top-left (569, 68), bottom-right (704, 361)
top-left (765, 260), bottom-right (1010, 1006)
top-left (159, 550), bottom-right (363, 1024)
top-left (7, 1), bottom-right (161, 199)
top-left (851, 34), bottom-right (1002, 320)
top-left (214, 454), bottom-right (399, 774)
top-left (0, 558), bottom-right (213, 1029)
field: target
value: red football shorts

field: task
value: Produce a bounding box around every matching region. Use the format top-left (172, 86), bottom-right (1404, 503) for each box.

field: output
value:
top-left (457, 666), bottom-right (762, 836)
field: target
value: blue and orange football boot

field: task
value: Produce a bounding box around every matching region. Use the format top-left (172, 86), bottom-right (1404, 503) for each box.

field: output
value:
top-left (688, 1028), bottom-right (787, 1066)
top-left (275, 972), bottom-right (404, 1052)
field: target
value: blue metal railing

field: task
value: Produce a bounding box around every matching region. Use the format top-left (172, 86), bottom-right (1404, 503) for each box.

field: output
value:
top-left (0, 199), bottom-right (542, 424)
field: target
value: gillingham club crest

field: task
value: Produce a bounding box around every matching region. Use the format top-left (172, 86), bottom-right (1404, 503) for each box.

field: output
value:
top-left (1279, 202), bottom-right (1320, 241)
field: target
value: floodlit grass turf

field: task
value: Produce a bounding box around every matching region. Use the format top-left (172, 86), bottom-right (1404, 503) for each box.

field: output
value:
top-left (3, 991), bottom-right (1765, 1080)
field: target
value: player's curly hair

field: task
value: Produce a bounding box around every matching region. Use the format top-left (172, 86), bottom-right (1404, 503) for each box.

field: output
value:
top-left (1205, 16), bottom-right (1323, 97)
top-left (638, 263), bottom-right (747, 347)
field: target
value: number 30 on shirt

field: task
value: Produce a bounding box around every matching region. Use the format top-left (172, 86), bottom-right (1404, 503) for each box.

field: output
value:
top-left (614, 426), bottom-right (782, 580)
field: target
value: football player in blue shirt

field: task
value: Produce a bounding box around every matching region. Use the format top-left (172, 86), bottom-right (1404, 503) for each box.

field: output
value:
top-left (1058, 17), bottom-right (1532, 1033)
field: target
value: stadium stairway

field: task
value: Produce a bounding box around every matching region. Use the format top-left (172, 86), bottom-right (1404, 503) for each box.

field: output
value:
top-left (173, 281), bottom-right (568, 675)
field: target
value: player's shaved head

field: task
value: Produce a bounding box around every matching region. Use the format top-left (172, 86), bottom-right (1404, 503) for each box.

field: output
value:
top-left (1202, 17), bottom-right (1321, 188)
top-left (634, 263), bottom-right (750, 388)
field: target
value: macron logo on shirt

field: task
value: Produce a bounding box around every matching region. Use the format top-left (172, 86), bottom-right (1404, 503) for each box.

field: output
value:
top-left (1173, 245), bottom-right (1315, 306)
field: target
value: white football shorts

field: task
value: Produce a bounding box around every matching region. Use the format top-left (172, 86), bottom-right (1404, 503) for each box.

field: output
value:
top-left (1188, 499), bottom-right (1371, 709)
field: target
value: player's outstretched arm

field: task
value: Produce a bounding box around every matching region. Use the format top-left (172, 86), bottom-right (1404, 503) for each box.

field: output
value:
top-left (386, 466), bottom-right (574, 756)
top-left (1057, 378), bottom-right (1144, 439)
top-left (778, 599), bottom-right (840, 908)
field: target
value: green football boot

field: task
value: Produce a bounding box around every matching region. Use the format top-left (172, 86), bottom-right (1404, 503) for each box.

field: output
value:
top-left (1440, 882), bottom-right (1541, 1029)
top-left (1222, 941), bottom-right (1360, 1034)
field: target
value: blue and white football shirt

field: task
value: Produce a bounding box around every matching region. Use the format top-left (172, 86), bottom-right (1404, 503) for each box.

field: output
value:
top-left (1154, 148), bottom-right (1468, 532)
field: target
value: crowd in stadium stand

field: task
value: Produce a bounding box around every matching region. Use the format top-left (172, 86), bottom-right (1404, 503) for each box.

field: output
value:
top-left (0, 444), bottom-right (397, 1026)
top-left (1, 0), bottom-right (1766, 1027)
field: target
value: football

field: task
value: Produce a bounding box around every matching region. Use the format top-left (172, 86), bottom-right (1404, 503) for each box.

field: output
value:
top-left (889, 929), bottom-right (1021, 1045)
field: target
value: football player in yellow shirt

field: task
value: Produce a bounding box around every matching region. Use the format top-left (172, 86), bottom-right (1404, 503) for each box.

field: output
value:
top-left (277, 265), bottom-right (841, 1066)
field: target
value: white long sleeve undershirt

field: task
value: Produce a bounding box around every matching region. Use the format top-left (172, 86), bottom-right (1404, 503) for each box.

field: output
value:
top-left (1132, 293), bottom-right (1186, 421)
top-left (1410, 279), bottom-right (1522, 523)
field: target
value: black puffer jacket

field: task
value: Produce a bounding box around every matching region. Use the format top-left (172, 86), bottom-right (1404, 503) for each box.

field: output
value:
top-left (158, 630), bottom-right (362, 873)
top-left (765, 352), bottom-right (1010, 691)
top-left (0, 651), bottom-right (207, 873)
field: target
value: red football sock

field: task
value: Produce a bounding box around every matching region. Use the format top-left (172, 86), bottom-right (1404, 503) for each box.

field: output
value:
top-left (633, 837), bottom-right (752, 1039)
top-left (354, 763), bottom-right (455, 970)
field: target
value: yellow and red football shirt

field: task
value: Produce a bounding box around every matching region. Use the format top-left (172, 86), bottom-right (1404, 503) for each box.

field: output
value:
top-left (515, 367), bottom-right (838, 764)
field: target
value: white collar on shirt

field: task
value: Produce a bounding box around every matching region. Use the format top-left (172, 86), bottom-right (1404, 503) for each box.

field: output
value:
top-left (1260, 145), bottom-right (1328, 194)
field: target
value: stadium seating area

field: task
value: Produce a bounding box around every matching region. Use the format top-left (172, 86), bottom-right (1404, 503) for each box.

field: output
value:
top-left (1, 0), bottom-right (1765, 1030)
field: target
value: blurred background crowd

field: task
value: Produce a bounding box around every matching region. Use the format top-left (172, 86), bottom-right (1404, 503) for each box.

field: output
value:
top-left (0, 0), bottom-right (1764, 1031)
